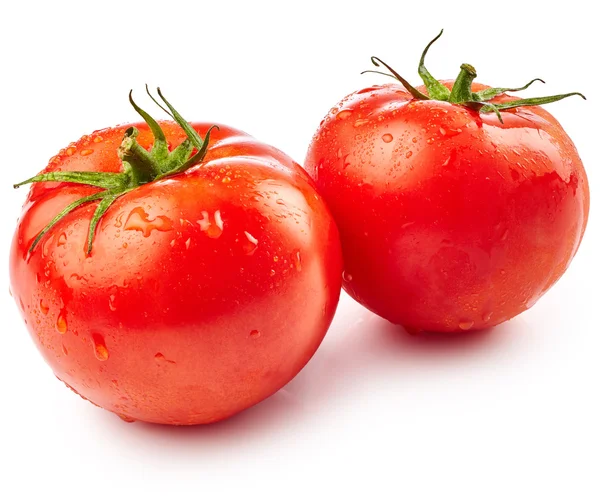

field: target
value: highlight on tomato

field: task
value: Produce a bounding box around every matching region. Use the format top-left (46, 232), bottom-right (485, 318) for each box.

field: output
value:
top-left (10, 88), bottom-right (343, 425)
top-left (304, 31), bottom-right (589, 333)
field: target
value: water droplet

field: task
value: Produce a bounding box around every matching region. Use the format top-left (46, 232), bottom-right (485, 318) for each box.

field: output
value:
top-left (458, 320), bottom-right (474, 331)
top-left (62, 344), bottom-right (68, 356)
top-left (39, 299), bottom-right (49, 315)
top-left (80, 149), bottom-right (94, 156)
top-left (93, 136), bottom-right (104, 143)
top-left (66, 147), bottom-right (76, 156)
top-left (250, 329), bottom-right (261, 338)
top-left (114, 212), bottom-right (124, 228)
top-left (108, 295), bottom-right (117, 312)
top-left (124, 207), bottom-right (173, 237)
top-left (276, 199), bottom-right (286, 206)
top-left (405, 150), bottom-right (413, 158)
top-left (242, 231), bottom-right (258, 255)
top-left (382, 133), bottom-right (393, 143)
top-left (222, 176), bottom-right (231, 184)
top-left (57, 232), bottom-right (67, 246)
top-left (185, 238), bottom-right (191, 250)
top-left (342, 271), bottom-right (353, 282)
top-left (56, 310), bottom-right (68, 334)
top-left (354, 118), bottom-right (369, 127)
top-left (197, 210), bottom-right (224, 239)
top-left (269, 269), bottom-right (276, 277)
top-left (412, 137), bottom-right (418, 143)
top-left (92, 334), bottom-right (109, 361)
top-left (439, 127), bottom-right (446, 136)
top-left (336, 109), bottom-right (353, 120)
top-left (42, 234), bottom-right (55, 258)
top-left (117, 414), bottom-right (135, 423)
top-left (482, 311), bottom-right (493, 322)
top-left (293, 251), bottom-right (302, 271)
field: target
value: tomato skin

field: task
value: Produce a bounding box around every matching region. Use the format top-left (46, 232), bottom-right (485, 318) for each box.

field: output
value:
top-left (305, 82), bottom-right (589, 332)
top-left (11, 122), bottom-right (342, 424)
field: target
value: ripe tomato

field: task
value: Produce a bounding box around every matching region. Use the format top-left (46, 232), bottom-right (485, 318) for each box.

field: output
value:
top-left (10, 90), bottom-right (342, 424)
top-left (304, 32), bottom-right (589, 333)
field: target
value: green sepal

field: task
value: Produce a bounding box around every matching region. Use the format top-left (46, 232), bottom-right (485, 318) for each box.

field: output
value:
top-left (418, 30), bottom-right (451, 100)
top-left (15, 88), bottom-right (218, 255)
top-left (362, 57), bottom-right (429, 100)
top-left (27, 191), bottom-right (106, 253)
top-left (362, 30), bottom-right (586, 124)
top-left (474, 78), bottom-right (545, 101)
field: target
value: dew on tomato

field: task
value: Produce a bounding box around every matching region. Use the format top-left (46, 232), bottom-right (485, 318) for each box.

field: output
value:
top-left (124, 207), bottom-right (173, 236)
top-left (39, 299), bottom-right (49, 315)
top-left (56, 311), bottom-right (67, 334)
top-left (92, 334), bottom-right (109, 361)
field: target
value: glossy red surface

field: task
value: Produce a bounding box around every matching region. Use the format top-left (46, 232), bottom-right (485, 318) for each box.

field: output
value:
top-left (305, 82), bottom-right (589, 332)
top-left (11, 122), bottom-right (342, 424)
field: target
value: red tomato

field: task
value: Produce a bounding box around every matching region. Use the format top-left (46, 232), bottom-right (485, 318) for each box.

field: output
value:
top-left (304, 34), bottom-right (589, 333)
top-left (10, 91), bottom-right (342, 424)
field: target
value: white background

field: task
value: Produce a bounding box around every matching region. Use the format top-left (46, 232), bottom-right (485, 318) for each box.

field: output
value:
top-left (1, 1), bottom-right (598, 499)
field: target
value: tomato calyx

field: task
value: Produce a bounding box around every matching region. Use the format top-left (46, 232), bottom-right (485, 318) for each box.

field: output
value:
top-left (14, 87), bottom-right (219, 255)
top-left (363, 30), bottom-right (586, 123)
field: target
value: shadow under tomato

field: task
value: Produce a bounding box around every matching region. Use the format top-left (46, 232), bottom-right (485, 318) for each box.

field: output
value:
top-left (92, 292), bottom-right (531, 446)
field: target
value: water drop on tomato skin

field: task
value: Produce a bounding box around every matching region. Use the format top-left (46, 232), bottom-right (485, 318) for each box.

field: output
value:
top-left (482, 311), bottom-right (493, 323)
top-left (382, 133), bottom-right (393, 143)
top-left (336, 109), bottom-right (353, 120)
top-left (242, 231), bottom-right (258, 255)
top-left (458, 320), bottom-right (474, 331)
top-left (250, 329), bottom-right (261, 338)
top-left (124, 207), bottom-right (173, 237)
top-left (57, 233), bottom-right (68, 246)
top-left (108, 295), bottom-right (117, 312)
top-left (40, 299), bottom-right (50, 315)
top-left (80, 149), bottom-right (94, 156)
top-left (117, 414), bottom-right (136, 423)
top-left (92, 334), bottom-right (109, 361)
top-left (293, 251), bottom-right (302, 272)
top-left (56, 310), bottom-right (68, 334)
top-left (197, 210), bottom-right (224, 239)
top-left (342, 271), bottom-right (353, 282)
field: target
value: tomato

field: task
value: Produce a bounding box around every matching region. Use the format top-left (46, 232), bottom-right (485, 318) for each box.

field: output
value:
top-left (304, 32), bottom-right (589, 333)
top-left (10, 90), bottom-right (342, 425)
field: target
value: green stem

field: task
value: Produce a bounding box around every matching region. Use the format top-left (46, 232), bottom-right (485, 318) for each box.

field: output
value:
top-left (449, 64), bottom-right (478, 103)
top-left (118, 127), bottom-right (161, 184)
